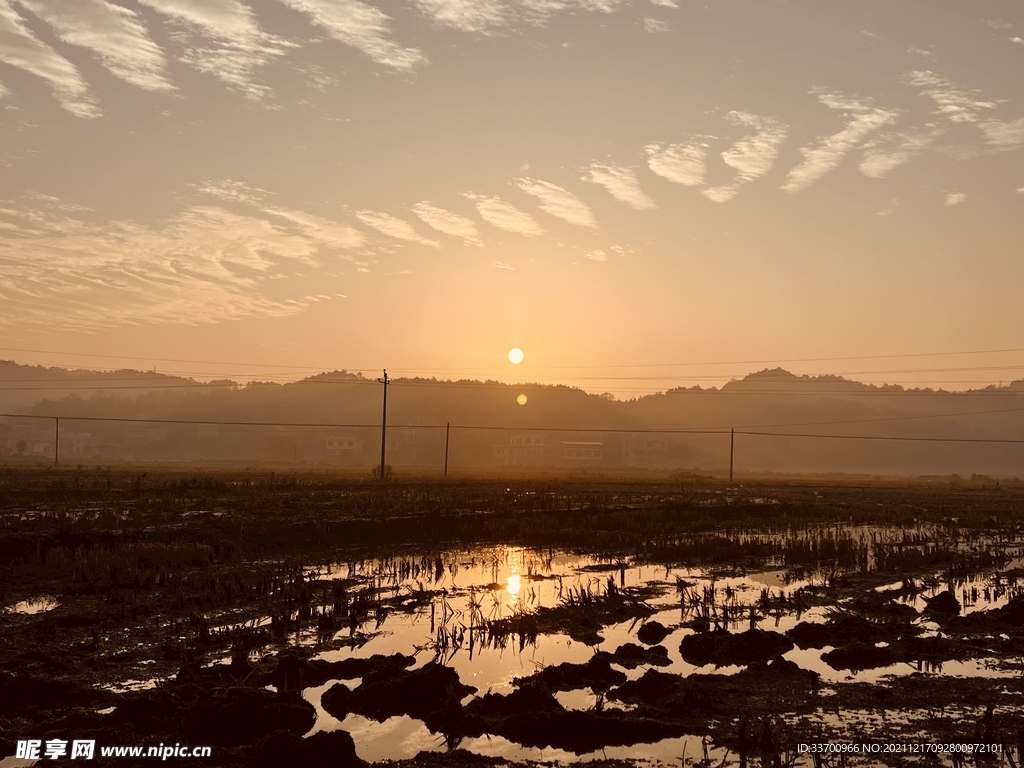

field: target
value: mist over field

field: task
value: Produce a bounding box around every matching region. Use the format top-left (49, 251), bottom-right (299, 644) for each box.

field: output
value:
top-left (3, 360), bottom-right (1022, 476)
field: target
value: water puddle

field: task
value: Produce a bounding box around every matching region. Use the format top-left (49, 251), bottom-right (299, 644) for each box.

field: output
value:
top-left (4, 596), bottom-right (59, 615)
top-left (200, 530), bottom-right (1024, 763)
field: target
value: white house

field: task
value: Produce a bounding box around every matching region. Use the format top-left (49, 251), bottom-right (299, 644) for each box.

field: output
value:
top-left (561, 441), bottom-right (603, 464)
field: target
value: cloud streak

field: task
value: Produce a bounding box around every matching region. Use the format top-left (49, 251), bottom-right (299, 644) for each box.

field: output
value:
top-left (465, 193), bottom-right (543, 236)
top-left (517, 178), bottom-right (597, 227)
top-left (902, 70), bottom-right (996, 124)
top-left (645, 141), bottom-right (705, 186)
top-left (356, 210), bottom-right (439, 246)
top-left (138, 0), bottom-right (292, 99)
top-left (18, 0), bottom-right (173, 92)
top-left (0, 202), bottom-right (356, 331)
top-left (586, 163), bottom-right (656, 209)
top-left (859, 127), bottom-right (942, 178)
top-left (979, 118), bottom-right (1024, 151)
top-left (266, 208), bottom-right (366, 250)
top-left (415, 0), bottom-right (506, 32)
top-left (412, 202), bottom-right (483, 246)
top-left (0, 0), bottom-right (99, 117)
top-left (704, 112), bottom-right (787, 202)
top-left (277, 0), bottom-right (426, 71)
top-left (783, 91), bottom-right (897, 193)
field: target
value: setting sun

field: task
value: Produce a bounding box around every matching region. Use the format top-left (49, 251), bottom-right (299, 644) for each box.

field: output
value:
top-left (507, 348), bottom-right (524, 364)
top-left (516, 394), bottom-right (528, 406)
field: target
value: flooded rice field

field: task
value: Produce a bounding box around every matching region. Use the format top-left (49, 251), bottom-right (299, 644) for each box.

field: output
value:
top-left (2, 470), bottom-right (1024, 766)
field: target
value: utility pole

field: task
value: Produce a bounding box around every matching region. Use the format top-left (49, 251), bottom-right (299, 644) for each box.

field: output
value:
top-left (444, 422), bottom-right (450, 477)
top-left (378, 370), bottom-right (389, 481)
top-left (54, 417), bottom-right (59, 467)
top-left (729, 428), bottom-right (734, 482)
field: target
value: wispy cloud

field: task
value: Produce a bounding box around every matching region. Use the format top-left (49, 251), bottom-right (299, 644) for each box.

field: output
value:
top-left (945, 192), bottom-right (965, 206)
top-left (415, 0), bottom-right (506, 32)
top-left (859, 126), bottom-right (943, 178)
top-left (356, 210), bottom-right (439, 246)
top-left (979, 118), bottom-right (1024, 151)
top-left (518, 0), bottom-right (630, 20)
top-left (643, 17), bottom-right (668, 33)
top-left (1012, 37), bottom-right (1024, 46)
top-left (265, 207), bottom-right (366, 250)
top-left (645, 141), bottom-right (705, 186)
top-left (782, 91), bottom-right (897, 193)
top-left (18, 0), bottom-right (173, 92)
top-left (192, 179), bottom-right (272, 206)
top-left (586, 163), bottom-right (656, 209)
top-left (877, 197), bottom-right (900, 217)
top-left (516, 178), bottom-right (596, 227)
top-left (648, 0), bottom-right (677, 6)
top-left (0, 0), bottom-right (99, 117)
top-left (493, 261), bottom-right (514, 270)
top-left (464, 193), bottom-right (543, 236)
top-left (138, 0), bottom-right (292, 99)
top-left (412, 202), bottom-right (483, 245)
top-left (902, 70), bottom-right (996, 124)
top-left (704, 111), bottom-right (787, 202)
top-left (277, 0), bottom-right (426, 72)
top-left (0, 202), bottom-right (351, 331)
top-left (586, 249), bottom-right (607, 261)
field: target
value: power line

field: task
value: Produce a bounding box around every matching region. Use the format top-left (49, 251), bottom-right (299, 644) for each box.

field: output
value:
top-left (0, 413), bottom-right (382, 429)
top-left (729, 405), bottom-right (1024, 430)
top-left (737, 430), bottom-right (1024, 445)
top-left (3, 412), bottom-right (1024, 444)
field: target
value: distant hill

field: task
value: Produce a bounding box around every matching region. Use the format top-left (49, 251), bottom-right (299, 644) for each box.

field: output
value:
top-left (2, 361), bottom-right (1023, 476)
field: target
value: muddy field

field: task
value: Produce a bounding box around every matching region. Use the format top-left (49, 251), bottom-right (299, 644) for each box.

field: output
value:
top-left (2, 467), bottom-right (1024, 767)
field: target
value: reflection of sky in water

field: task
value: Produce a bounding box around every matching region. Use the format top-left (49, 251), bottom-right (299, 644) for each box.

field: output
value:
top-left (282, 541), bottom-right (1024, 763)
top-left (4, 596), bottom-right (59, 615)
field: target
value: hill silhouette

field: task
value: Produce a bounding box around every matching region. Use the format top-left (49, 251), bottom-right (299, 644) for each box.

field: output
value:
top-left (2, 361), bottom-right (1022, 476)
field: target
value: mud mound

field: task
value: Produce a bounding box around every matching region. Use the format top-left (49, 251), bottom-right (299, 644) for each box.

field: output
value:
top-left (251, 728), bottom-right (365, 767)
top-left (823, 641), bottom-right (898, 671)
top-left (321, 680), bottom-right (354, 720)
top-left (990, 595), bottom-right (1024, 626)
top-left (608, 642), bottom-right (670, 668)
top-left (520, 653), bottom-right (626, 692)
top-left (924, 591), bottom-right (961, 616)
top-left (609, 669), bottom-right (684, 704)
top-left (185, 688), bottom-right (317, 746)
top-left (679, 628), bottom-right (793, 665)
top-left (787, 612), bottom-right (908, 648)
top-left (496, 709), bottom-right (689, 754)
top-left (266, 650), bottom-right (415, 692)
top-left (636, 620), bottom-right (671, 645)
top-left (348, 661), bottom-right (475, 729)
top-left (0, 672), bottom-right (109, 717)
top-left (464, 684), bottom-right (563, 719)
top-left (742, 655), bottom-right (819, 683)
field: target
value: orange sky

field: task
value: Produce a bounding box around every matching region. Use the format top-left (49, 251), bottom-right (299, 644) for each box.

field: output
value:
top-left (1, 0), bottom-right (1022, 395)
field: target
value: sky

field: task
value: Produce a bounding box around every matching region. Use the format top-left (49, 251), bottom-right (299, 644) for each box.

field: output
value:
top-left (0, 0), bottom-right (1023, 396)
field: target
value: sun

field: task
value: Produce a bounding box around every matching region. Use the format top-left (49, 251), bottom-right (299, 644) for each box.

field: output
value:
top-left (507, 347), bottom-right (524, 364)
top-left (517, 394), bottom-right (528, 406)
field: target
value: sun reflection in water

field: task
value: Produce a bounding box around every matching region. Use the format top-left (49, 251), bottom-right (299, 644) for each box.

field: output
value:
top-left (506, 573), bottom-right (521, 596)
